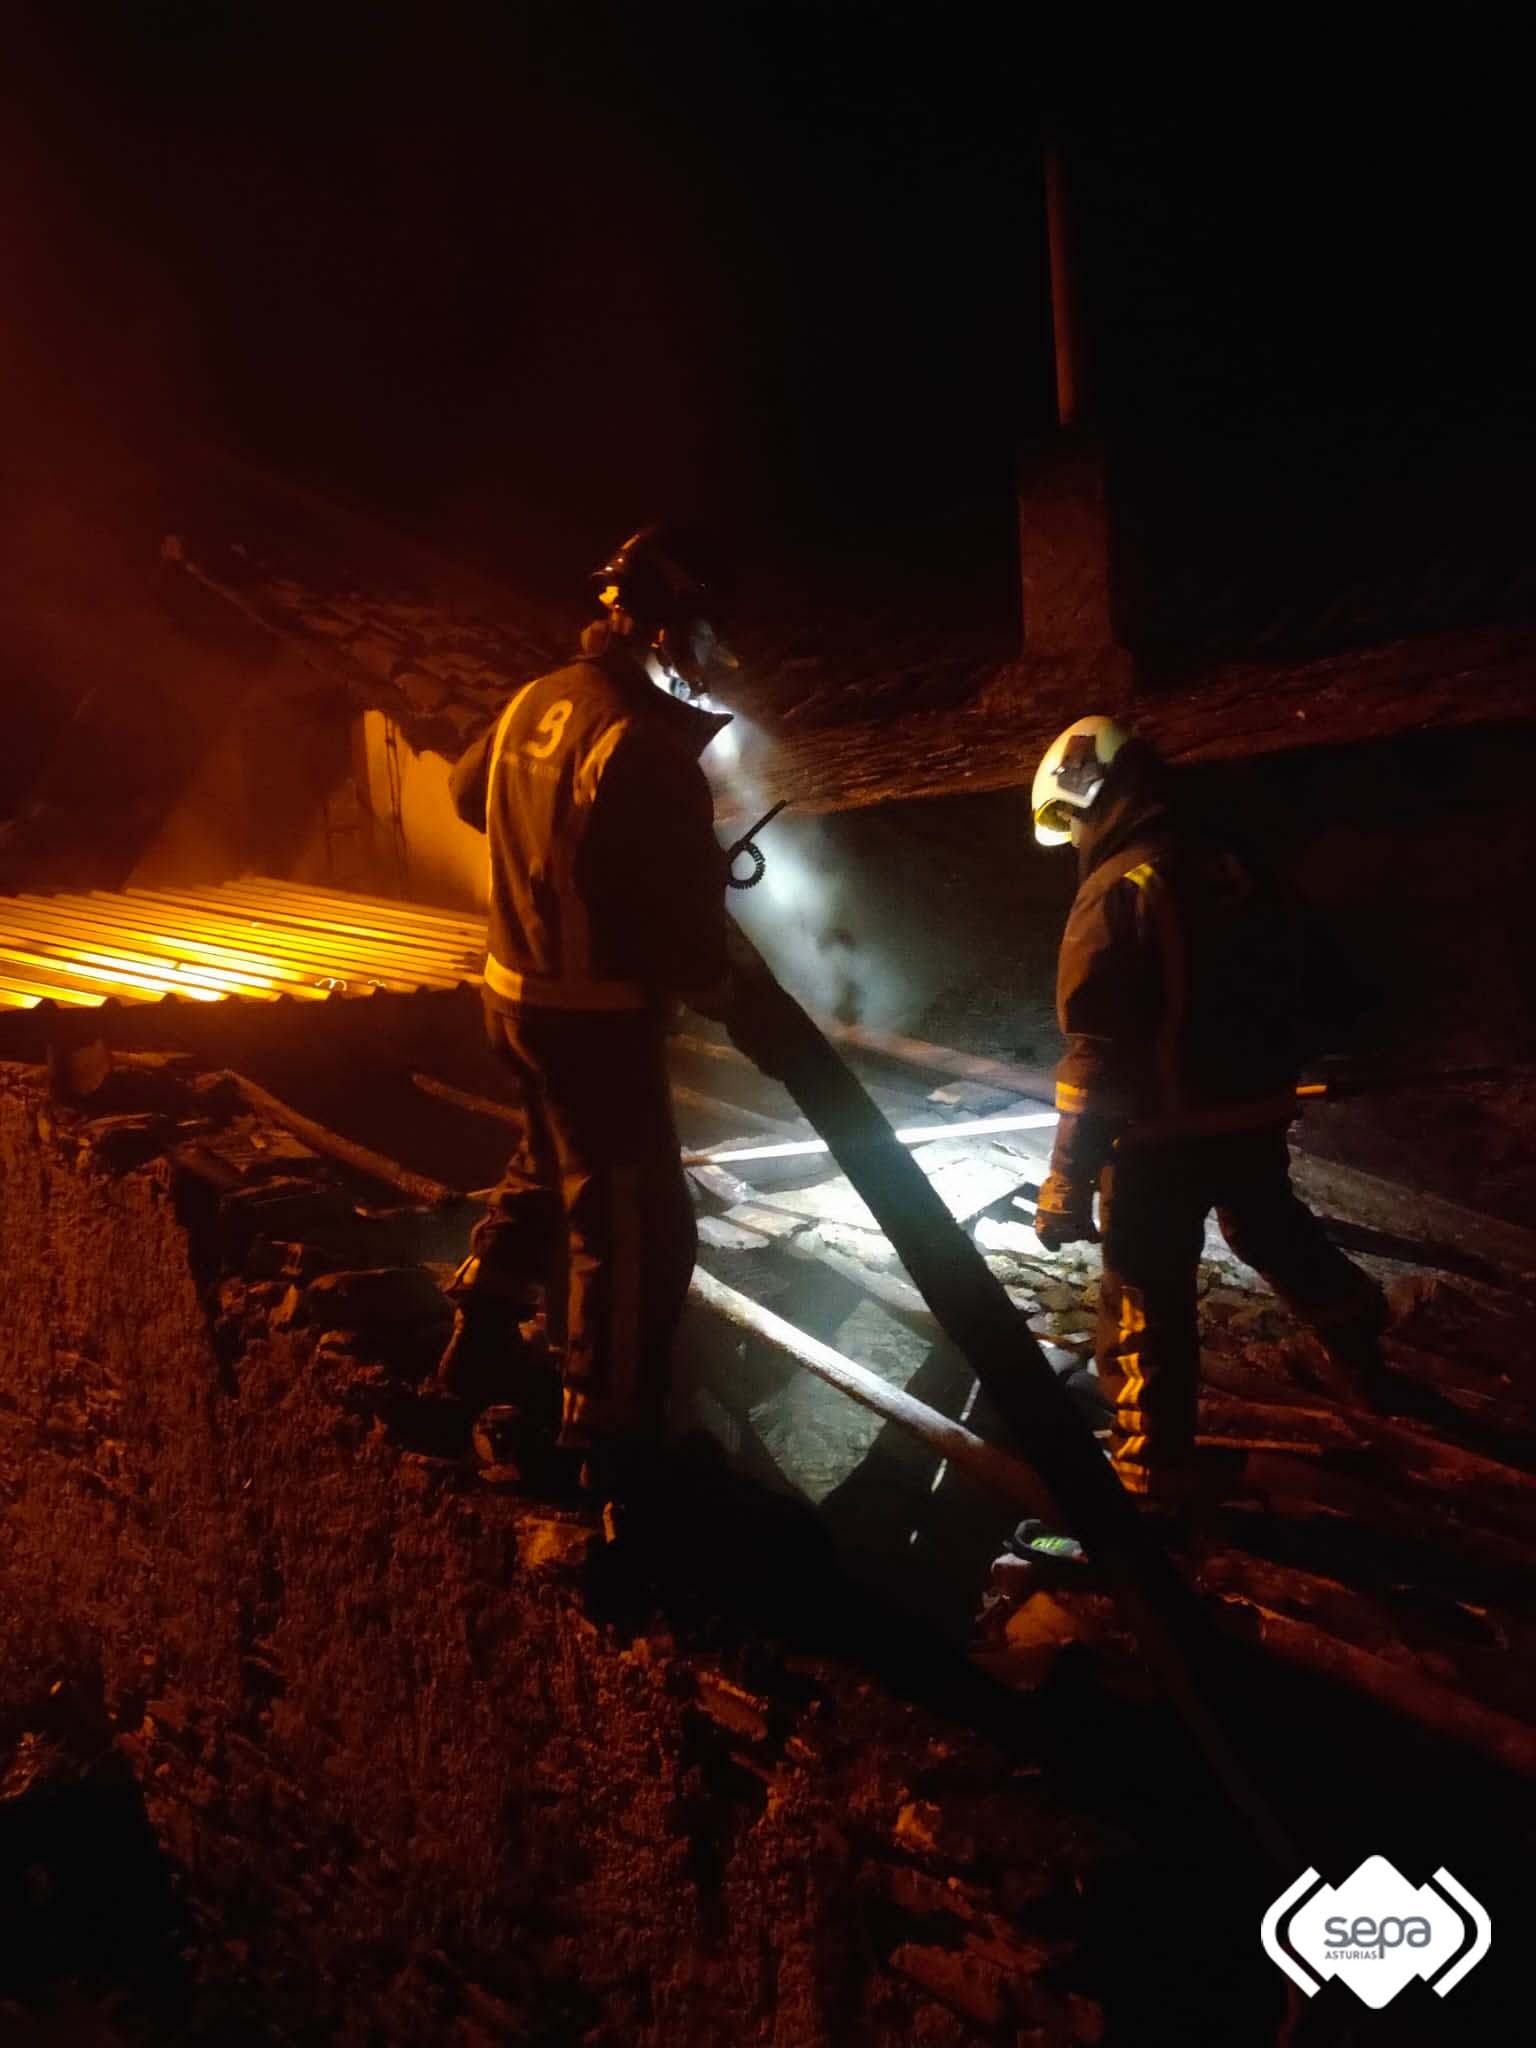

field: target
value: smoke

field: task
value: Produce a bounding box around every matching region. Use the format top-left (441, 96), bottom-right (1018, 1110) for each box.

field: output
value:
top-left (704, 710), bottom-right (909, 1029)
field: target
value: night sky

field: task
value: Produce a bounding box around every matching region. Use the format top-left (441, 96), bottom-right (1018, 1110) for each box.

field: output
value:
top-left (8, 6), bottom-right (1042, 600)
top-left (7, 10), bottom-right (1534, 626)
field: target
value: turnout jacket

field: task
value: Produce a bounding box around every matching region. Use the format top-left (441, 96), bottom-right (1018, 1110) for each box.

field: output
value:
top-left (450, 626), bottom-right (730, 1013)
top-left (1048, 743), bottom-right (1305, 1184)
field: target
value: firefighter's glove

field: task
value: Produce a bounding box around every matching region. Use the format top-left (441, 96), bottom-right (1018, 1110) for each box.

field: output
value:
top-left (1032, 1172), bottom-right (1098, 1252)
top-left (684, 921), bottom-right (765, 1025)
top-left (721, 970), bottom-right (795, 1080)
top-left (695, 921), bottom-right (795, 1080)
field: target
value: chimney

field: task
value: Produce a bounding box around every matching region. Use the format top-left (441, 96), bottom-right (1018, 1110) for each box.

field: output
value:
top-left (1019, 126), bottom-right (1130, 702)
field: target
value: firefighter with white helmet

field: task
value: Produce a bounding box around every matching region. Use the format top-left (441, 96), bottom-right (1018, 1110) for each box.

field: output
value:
top-left (1022, 713), bottom-right (1390, 1542)
top-left (1029, 714), bottom-right (1131, 846)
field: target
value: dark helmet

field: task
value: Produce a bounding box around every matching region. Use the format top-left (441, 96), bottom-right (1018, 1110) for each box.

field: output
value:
top-left (591, 524), bottom-right (736, 691)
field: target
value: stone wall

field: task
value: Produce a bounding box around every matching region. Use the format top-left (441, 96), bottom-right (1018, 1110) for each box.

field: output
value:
top-left (0, 1063), bottom-right (1110, 2044)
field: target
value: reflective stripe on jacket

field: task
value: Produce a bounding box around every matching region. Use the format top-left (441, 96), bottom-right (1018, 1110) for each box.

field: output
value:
top-left (449, 632), bottom-right (730, 1013)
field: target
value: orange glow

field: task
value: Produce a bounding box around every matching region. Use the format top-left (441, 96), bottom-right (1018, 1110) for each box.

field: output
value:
top-left (0, 878), bottom-right (486, 1013)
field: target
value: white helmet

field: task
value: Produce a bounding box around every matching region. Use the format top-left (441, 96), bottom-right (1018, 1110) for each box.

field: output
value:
top-left (1031, 715), bottom-right (1131, 846)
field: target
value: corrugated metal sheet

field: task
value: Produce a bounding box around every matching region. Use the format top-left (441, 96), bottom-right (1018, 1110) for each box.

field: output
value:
top-left (0, 877), bottom-right (486, 1013)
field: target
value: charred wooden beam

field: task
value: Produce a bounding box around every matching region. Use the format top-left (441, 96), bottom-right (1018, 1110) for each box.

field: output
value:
top-left (725, 943), bottom-right (1300, 1869)
top-left (669, 1083), bottom-right (802, 1139)
top-left (670, 1031), bottom-right (753, 1068)
top-left (226, 1072), bottom-right (461, 1209)
top-left (808, 1019), bottom-right (1057, 1103)
top-left (411, 1070), bottom-right (518, 1126)
top-left (690, 1268), bottom-right (1055, 1520)
top-left (1216, 1593), bottom-right (1536, 1780)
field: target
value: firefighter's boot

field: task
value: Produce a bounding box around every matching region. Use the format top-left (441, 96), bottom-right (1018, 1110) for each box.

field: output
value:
top-left (430, 1256), bottom-right (539, 1415)
top-left (1001, 1508), bottom-right (1194, 1589)
top-left (1006, 1520), bottom-right (1093, 1580)
top-left (999, 1441), bottom-right (1245, 1593)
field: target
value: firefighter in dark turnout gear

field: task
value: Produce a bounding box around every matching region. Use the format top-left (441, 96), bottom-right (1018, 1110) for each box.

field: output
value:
top-left (1029, 717), bottom-right (1389, 1518)
top-left (436, 528), bottom-right (736, 1471)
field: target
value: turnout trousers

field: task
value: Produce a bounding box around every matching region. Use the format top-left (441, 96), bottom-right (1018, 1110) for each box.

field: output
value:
top-left (470, 1002), bottom-right (696, 1451)
top-left (1095, 1127), bottom-right (1386, 1505)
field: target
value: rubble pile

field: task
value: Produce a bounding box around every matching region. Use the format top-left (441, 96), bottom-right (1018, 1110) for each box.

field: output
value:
top-left (4, 1033), bottom-right (1535, 2037)
top-left (1, 1058), bottom-right (1118, 2045)
top-left (669, 1037), bottom-right (1536, 1773)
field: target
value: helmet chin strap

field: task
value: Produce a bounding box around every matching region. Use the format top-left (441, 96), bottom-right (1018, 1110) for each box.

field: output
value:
top-left (600, 590), bottom-right (707, 699)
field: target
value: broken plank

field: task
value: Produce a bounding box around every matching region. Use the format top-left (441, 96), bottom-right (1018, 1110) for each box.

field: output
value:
top-left (670, 1081), bottom-right (803, 1137)
top-left (928, 1080), bottom-right (1020, 1114)
top-left (1234, 1452), bottom-right (1536, 1586)
top-left (1198, 1391), bottom-right (1362, 1454)
top-left (1356, 1416), bottom-right (1536, 1512)
top-left (687, 1162), bottom-right (760, 1207)
top-left (812, 1018), bottom-right (1056, 1103)
top-left (1291, 1150), bottom-right (1536, 1293)
top-left (411, 1071), bottom-right (517, 1125)
top-left (226, 1073), bottom-right (460, 1209)
top-left (757, 1176), bottom-right (880, 1230)
top-left (697, 1214), bottom-right (771, 1251)
top-left (1214, 1593), bottom-right (1536, 1778)
top-left (720, 1201), bottom-right (812, 1241)
top-left (810, 1218), bottom-right (909, 1273)
top-left (790, 1231), bottom-right (932, 1320)
top-left (671, 1030), bottom-right (752, 1067)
